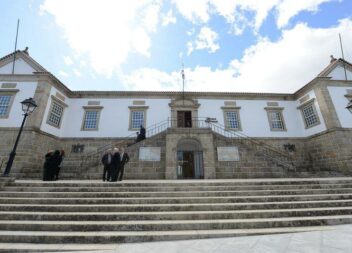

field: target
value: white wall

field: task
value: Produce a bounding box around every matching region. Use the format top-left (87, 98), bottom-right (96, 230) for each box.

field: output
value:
top-left (0, 58), bottom-right (36, 75)
top-left (328, 86), bottom-right (352, 128)
top-left (0, 82), bottom-right (37, 127)
top-left (199, 99), bottom-right (306, 138)
top-left (62, 98), bottom-right (171, 138)
top-left (329, 66), bottom-right (352, 80)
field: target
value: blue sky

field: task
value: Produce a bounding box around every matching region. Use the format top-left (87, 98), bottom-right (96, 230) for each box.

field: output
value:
top-left (0, 0), bottom-right (351, 92)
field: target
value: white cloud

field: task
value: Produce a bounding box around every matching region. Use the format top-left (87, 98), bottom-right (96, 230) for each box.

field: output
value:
top-left (276, 0), bottom-right (333, 28)
top-left (73, 68), bottom-right (81, 77)
top-left (41, 0), bottom-right (162, 77)
top-left (187, 26), bottom-right (220, 55)
top-left (161, 10), bottom-right (177, 26)
top-left (171, 0), bottom-right (210, 23)
top-left (124, 19), bottom-right (352, 92)
top-left (58, 70), bottom-right (69, 77)
top-left (63, 56), bottom-right (73, 65)
top-left (171, 0), bottom-right (336, 32)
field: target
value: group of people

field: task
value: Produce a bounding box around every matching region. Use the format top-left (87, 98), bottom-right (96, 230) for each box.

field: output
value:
top-left (101, 147), bottom-right (129, 182)
top-left (42, 150), bottom-right (65, 181)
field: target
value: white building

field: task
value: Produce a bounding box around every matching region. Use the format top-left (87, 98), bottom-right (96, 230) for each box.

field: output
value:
top-left (0, 49), bottom-right (351, 179)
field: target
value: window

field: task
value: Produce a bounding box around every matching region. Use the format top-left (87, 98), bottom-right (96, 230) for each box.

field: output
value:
top-left (81, 106), bottom-right (103, 131)
top-left (266, 109), bottom-right (286, 131)
top-left (0, 95), bottom-right (12, 117)
top-left (128, 106), bottom-right (148, 130)
top-left (47, 101), bottom-right (64, 127)
top-left (297, 99), bottom-right (321, 129)
top-left (46, 96), bottom-right (68, 128)
top-left (131, 111), bottom-right (144, 129)
top-left (302, 103), bottom-right (319, 128)
top-left (222, 107), bottom-right (242, 130)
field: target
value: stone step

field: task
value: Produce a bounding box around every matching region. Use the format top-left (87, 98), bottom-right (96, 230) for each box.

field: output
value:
top-left (1, 199), bottom-right (352, 212)
top-left (0, 207), bottom-right (351, 221)
top-left (1, 193), bottom-right (351, 204)
top-left (1, 188), bottom-right (352, 198)
top-left (0, 225), bottom-right (337, 244)
top-left (5, 183), bottom-right (352, 192)
top-left (0, 215), bottom-right (351, 232)
top-left (0, 243), bottom-right (118, 253)
top-left (12, 178), bottom-right (352, 187)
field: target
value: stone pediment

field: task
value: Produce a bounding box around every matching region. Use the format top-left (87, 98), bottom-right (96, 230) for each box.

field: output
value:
top-left (169, 97), bottom-right (200, 109)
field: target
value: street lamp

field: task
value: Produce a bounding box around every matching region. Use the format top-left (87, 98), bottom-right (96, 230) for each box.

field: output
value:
top-left (3, 98), bottom-right (38, 176)
top-left (347, 100), bottom-right (352, 113)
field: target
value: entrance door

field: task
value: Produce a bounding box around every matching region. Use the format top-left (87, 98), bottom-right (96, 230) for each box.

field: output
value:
top-left (177, 111), bottom-right (192, 128)
top-left (177, 151), bottom-right (204, 179)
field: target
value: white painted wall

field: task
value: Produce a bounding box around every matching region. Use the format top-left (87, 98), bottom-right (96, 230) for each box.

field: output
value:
top-left (329, 66), bottom-right (352, 80)
top-left (198, 99), bottom-right (309, 138)
top-left (0, 58), bottom-right (36, 75)
top-left (327, 86), bottom-right (352, 128)
top-left (61, 98), bottom-right (171, 138)
top-left (0, 82), bottom-right (37, 127)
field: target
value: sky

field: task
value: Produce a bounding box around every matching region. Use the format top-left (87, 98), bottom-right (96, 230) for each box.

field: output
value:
top-left (0, 0), bottom-right (351, 93)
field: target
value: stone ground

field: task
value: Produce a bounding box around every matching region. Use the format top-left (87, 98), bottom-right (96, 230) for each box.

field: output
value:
top-left (0, 224), bottom-right (350, 253)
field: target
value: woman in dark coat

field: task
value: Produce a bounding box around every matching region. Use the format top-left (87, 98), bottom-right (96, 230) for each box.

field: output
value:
top-left (43, 151), bottom-right (54, 181)
top-left (52, 150), bottom-right (63, 181)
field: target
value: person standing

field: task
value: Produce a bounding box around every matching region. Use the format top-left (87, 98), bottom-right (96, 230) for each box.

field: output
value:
top-left (51, 150), bottom-right (63, 181)
top-left (42, 150), bottom-right (54, 181)
top-left (54, 150), bottom-right (65, 181)
top-left (140, 125), bottom-right (146, 141)
top-left (110, 148), bottom-right (121, 182)
top-left (118, 147), bottom-right (130, 181)
top-left (101, 149), bottom-right (112, 182)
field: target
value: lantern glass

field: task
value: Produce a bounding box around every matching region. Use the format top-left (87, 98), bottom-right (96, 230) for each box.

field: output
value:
top-left (21, 98), bottom-right (38, 115)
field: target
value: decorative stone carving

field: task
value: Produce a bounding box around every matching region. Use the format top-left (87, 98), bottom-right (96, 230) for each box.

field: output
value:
top-left (217, 146), bottom-right (240, 161)
top-left (139, 147), bottom-right (161, 161)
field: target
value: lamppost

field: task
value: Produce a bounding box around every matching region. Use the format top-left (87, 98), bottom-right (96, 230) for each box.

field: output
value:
top-left (3, 98), bottom-right (38, 176)
top-left (346, 100), bottom-right (352, 113)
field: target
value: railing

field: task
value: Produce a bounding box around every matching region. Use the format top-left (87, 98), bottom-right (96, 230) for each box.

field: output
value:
top-left (77, 117), bottom-right (295, 176)
top-left (78, 119), bottom-right (171, 175)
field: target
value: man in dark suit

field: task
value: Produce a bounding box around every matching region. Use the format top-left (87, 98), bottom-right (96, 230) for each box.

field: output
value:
top-left (110, 148), bottom-right (121, 182)
top-left (101, 149), bottom-right (112, 182)
top-left (140, 125), bottom-right (146, 141)
top-left (118, 147), bottom-right (130, 181)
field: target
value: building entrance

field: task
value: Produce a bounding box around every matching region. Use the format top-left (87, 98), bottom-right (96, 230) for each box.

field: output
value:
top-left (177, 111), bottom-right (192, 128)
top-left (176, 139), bottom-right (204, 179)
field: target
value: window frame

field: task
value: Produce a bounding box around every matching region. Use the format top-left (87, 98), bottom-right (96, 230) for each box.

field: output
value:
top-left (297, 99), bottom-right (321, 129)
top-left (128, 106), bottom-right (148, 131)
top-left (46, 95), bottom-right (68, 129)
top-left (81, 106), bottom-right (103, 131)
top-left (265, 107), bottom-right (287, 132)
top-left (221, 106), bottom-right (242, 131)
top-left (0, 89), bottom-right (19, 119)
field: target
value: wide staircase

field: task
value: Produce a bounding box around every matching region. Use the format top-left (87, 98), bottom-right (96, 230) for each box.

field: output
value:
top-left (0, 178), bottom-right (352, 252)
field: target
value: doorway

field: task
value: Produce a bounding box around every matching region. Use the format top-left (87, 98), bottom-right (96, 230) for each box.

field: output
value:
top-left (176, 139), bottom-right (204, 179)
top-left (177, 111), bottom-right (192, 128)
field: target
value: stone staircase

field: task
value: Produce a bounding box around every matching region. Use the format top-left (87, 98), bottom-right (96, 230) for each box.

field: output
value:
top-left (0, 178), bottom-right (352, 252)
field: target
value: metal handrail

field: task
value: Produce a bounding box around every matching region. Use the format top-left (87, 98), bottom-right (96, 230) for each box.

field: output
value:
top-left (77, 117), bottom-right (295, 174)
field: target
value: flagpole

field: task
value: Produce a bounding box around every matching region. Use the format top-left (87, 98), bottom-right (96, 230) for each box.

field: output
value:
top-left (12, 19), bottom-right (20, 75)
top-left (339, 33), bottom-right (347, 81)
top-left (181, 62), bottom-right (185, 105)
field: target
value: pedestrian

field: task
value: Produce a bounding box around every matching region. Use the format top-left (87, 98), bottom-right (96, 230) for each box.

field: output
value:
top-left (53, 150), bottom-right (65, 181)
top-left (117, 147), bottom-right (130, 181)
top-left (51, 150), bottom-right (63, 181)
top-left (42, 150), bottom-right (54, 181)
top-left (101, 149), bottom-right (112, 182)
top-left (110, 148), bottom-right (121, 182)
top-left (139, 125), bottom-right (146, 141)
